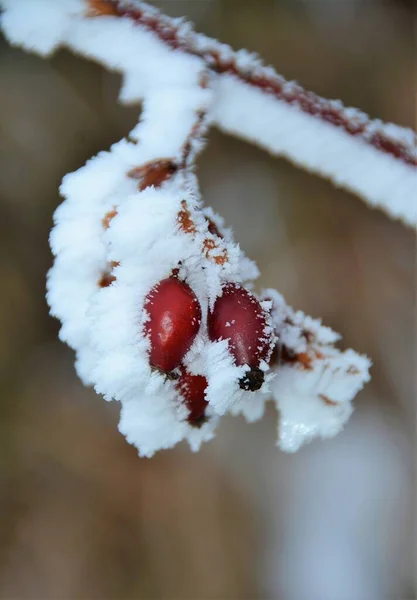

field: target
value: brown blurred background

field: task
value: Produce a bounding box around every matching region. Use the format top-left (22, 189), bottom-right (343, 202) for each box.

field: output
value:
top-left (0, 1), bottom-right (415, 598)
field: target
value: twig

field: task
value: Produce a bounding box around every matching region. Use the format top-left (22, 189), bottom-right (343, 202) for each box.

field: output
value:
top-left (88, 0), bottom-right (415, 167)
top-left (0, 0), bottom-right (376, 455)
top-left (2, 0), bottom-right (415, 224)
top-left (84, 1), bottom-right (417, 227)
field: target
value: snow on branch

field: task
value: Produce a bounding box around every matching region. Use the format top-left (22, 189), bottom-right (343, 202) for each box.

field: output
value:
top-left (1, 0), bottom-right (373, 456)
top-left (2, 0), bottom-right (416, 225)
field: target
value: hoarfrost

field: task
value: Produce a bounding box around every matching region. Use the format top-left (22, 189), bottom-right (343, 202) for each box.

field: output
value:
top-left (1, 0), bottom-right (376, 456)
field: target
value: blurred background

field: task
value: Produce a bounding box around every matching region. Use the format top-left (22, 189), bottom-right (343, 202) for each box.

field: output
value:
top-left (0, 0), bottom-right (415, 598)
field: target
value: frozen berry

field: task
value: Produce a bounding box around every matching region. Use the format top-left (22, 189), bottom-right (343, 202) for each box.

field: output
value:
top-left (208, 283), bottom-right (273, 391)
top-left (143, 277), bottom-right (201, 373)
top-left (176, 367), bottom-right (208, 427)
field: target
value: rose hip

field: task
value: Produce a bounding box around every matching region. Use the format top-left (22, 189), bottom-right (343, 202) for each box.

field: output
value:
top-left (208, 283), bottom-right (273, 391)
top-left (143, 277), bottom-right (201, 373)
top-left (176, 367), bottom-right (208, 426)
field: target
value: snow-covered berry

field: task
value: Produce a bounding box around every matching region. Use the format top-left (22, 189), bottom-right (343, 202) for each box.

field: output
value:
top-left (176, 367), bottom-right (209, 426)
top-left (143, 276), bottom-right (202, 374)
top-left (208, 283), bottom-right (274, 391)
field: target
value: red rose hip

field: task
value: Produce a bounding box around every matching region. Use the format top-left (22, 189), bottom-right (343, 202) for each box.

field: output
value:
top-left (143, 277), bottom-right (201, 373)
top-left (176, 367), bottom-right (209, 427)
top-left (208, 283), bottom-right (273, 391)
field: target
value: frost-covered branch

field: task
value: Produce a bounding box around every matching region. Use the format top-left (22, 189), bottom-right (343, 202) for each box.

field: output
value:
top-left (2, 0), bottom-right (416, 225)
top-left (1, 0), bottom-right (374, 457)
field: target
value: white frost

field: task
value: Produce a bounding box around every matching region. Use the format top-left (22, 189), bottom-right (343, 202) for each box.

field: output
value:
top-left (264, 290), bottom-right (371, 451)
top-left (1, 0), bottom-right (414, 225)
top-left (1, 0), bottom-right (374, 456)
top-left (213, 75), bottom-right (417, 227)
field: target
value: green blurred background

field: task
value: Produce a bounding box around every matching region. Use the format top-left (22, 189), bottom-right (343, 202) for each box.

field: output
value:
top-left (0, 1), bottom-right (415, 598)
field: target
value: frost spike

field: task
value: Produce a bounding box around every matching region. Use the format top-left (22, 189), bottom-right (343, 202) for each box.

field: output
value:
top-left (143, 277), bottom-right (202, 374)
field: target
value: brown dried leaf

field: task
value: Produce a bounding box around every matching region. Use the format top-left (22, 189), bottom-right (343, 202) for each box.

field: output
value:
top-left (102, 208), bottom-right (118, 229)
top-left (202, 238), bottom-right (228, 265)
top-left (319, 394), bottom-right (337, 406)
top-left (280, 346), bottom-right (313, 370)
top-left (206, 217), bottom-right (222, 238)
top-left (127, 159), bottom-right (177, 191)
top-left (178, 200), bottom-right (196, 234)
top-left (98, 261), bottom-right (119, 288)
top-left (98, 273), bottom-right (116, 288)
top-left (87, 0), bottom-right (119, 17)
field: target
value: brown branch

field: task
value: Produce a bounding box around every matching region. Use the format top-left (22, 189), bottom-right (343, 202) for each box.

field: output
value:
top-left (88, 0), bottom-right (416, 168)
